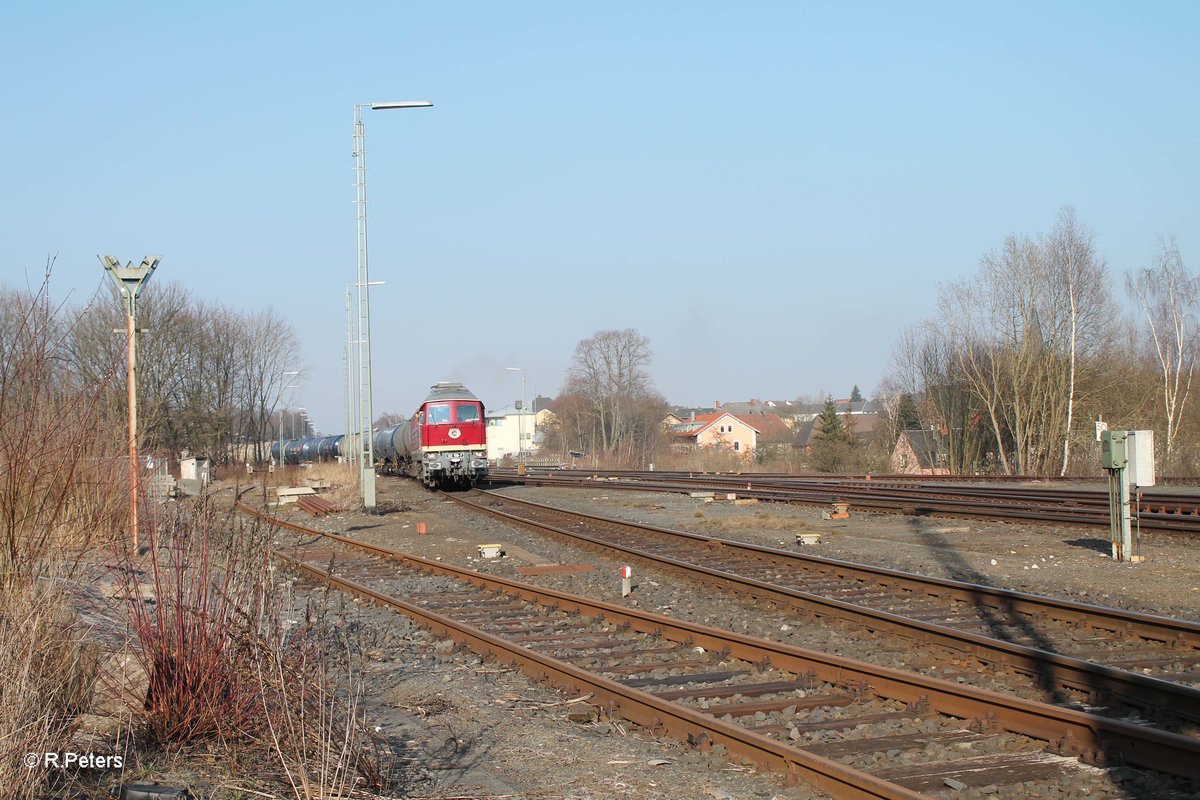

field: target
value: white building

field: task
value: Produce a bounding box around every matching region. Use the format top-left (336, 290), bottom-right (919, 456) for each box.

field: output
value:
top-left (486, 406), bottom-right (537, 461)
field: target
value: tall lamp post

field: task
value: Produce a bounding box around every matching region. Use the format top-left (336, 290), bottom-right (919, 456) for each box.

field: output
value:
top-left (353, 99), bottom-right (431, 510)
top-left (343, 284), bottom-right (356, 466)
top-left (101, 255), bottom-right (160, 555)
top-left (277, 372), bottom-right (299, 466)
top-left (506, 366), bottom-right (527, 460)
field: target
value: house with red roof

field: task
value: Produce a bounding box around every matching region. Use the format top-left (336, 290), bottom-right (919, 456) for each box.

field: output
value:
top-left (666, 412), bottom-right (763, 455)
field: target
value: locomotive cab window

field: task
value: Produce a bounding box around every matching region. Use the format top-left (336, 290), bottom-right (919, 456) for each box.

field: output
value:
top-left (427, 404), bottom-right (451, 424)
top-left (455, 403), bottom-right (480, 423)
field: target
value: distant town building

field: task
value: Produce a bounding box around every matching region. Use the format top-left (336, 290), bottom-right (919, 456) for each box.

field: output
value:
top-left (665, 412), bottom-right (761, 454)
top-left (889, 429), bottom-right (949, 474)
top-left (485, 406), bottom-right (537, 461)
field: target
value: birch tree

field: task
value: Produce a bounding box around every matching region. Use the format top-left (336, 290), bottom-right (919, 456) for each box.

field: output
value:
top-left (1126, 237), bottom-right (1198, 463)
top-left (1043, 207), bottom-right (1113, 474)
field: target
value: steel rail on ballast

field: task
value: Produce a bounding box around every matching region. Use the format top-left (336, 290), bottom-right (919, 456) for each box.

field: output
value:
top-left (446, 489), bottom-right (1200, 727)
top-left (239, 500), bottom-right (1200, 790)
top-left (489, 471), bottom-right (1200, 535)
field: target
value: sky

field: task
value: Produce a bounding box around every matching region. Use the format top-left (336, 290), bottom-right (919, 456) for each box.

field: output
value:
top-left (2, 2), bottom-right (1197, 433)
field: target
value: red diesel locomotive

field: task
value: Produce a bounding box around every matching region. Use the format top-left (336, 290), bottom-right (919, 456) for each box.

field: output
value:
top-left (373, 382), bottom-right (489, 488)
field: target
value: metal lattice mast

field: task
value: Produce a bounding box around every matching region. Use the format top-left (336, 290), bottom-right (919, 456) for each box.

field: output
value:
top-left (353, 104), bottom-right (376, 508)
top-left (344, 283), bottom-right (356, 466)
top-left (351, 100), bottom-right (432, 509)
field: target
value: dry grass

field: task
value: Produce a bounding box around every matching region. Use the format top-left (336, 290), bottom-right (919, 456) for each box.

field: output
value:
top-left (0, 580), bottom-right (98, 799)
top-left (687, 508), bottom-right (817, 534)
top-left (297, 463), bottom-right (360, 511)
top-left (257, 605), bottom-right (391, 800)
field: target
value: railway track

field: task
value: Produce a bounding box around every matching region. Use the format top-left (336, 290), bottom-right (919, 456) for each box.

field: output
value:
top-left (240, 501), bottom-right (1199, 799)
top-left (447, 489), bottom-right (1200, 733)
top-left (489, 469), bottom-right (1200, 535)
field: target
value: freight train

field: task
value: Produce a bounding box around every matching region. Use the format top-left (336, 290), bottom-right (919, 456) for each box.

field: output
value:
top-left (270, 382), bottom-right (489, 489)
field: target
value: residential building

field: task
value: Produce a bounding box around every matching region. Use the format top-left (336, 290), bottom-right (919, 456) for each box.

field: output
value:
top-left (890, 429), bottom-right (949, 474)
top-left (667, 412), bottom-right (761, 454)
top-left (485, 406), bottom-right (537, 461)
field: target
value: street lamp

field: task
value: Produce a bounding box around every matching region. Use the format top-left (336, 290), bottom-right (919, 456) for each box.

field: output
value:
top-left (506, 367), bottom-right (527, 460)
top-left (353, 99), bottom-right (431, 510)
top-left (101, 255), bottom-right (160, 555)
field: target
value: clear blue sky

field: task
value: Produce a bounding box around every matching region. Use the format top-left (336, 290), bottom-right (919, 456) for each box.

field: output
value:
top-left (2, 1), bottom-right (1196, 432)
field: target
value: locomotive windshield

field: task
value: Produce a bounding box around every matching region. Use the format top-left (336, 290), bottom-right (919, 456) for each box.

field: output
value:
top-left (455, 403), bottom-right (480, 423)
top-left (427, 403), bottom-right (451, 424)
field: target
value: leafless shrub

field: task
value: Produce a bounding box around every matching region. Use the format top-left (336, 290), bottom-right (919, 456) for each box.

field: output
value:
top-left (119, 500), bottom-right (394, 794)
top-left (0, 279), bottom-right (125, 581)
top-left (119, 500), bottom-right (272, 747)
top-left (0, 272), bottom-right (120, 799)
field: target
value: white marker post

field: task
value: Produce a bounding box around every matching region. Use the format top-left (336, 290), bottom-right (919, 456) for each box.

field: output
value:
top-left (620, 565), bottom-right (632, 597)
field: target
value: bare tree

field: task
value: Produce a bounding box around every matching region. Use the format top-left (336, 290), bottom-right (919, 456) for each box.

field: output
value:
top-left (64, 283), bottom-right (304, 465)
top-left (939, 220), bottom-right (1115, 476)
top-left (1043, 207), bottom-right (1114, 474)
top-left (566, 329), bottom-right (657, 456)
top-left (544, 385), bottom-right (598, 457)
top-left (1126, 237), bottom-right (1198, 463)
top-left (239, 309), bottom-right (304, 464)
top-left (887, 322), bottom-right (990, 473)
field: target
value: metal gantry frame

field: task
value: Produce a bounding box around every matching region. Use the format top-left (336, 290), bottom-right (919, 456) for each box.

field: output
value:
top-left (351, 100), bottom-right (431, 510)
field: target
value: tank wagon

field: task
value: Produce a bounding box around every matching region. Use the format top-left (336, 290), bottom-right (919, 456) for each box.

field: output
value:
top-left (373, 381), bottom-right (488, 488)
top-left (270, 433), bottom-right (345, 466)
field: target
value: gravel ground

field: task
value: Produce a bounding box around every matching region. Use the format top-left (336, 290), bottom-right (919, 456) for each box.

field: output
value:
top-left (272, 477), bottom-right (1200, 799)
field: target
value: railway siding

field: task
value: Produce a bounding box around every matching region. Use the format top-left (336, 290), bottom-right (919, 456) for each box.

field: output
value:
top-left (248, 503), bottom-right (1200, 798)
top-left (446, 489), bottom-right (1200, 733)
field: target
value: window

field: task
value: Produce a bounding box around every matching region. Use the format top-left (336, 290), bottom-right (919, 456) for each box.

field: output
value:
top-left (427, 404), bottom-right (451, 424)
top-left (456, 403), bottom-right (480, 423)
top-left (734, 441), bottom-right (741, 452)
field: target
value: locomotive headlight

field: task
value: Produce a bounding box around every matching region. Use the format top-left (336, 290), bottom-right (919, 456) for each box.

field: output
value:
top-left (425, 452), bottom-right (437, 460)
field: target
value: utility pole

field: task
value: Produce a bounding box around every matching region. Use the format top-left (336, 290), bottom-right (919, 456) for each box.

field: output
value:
top-left (101, 255), bottom-right (160, 555)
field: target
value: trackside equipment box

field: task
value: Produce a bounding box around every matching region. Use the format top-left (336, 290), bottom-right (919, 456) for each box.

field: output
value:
top-left (1100, 430), bottom-right (1127, 469)
top-left (1126, 429), bottom-right (1156, 487)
